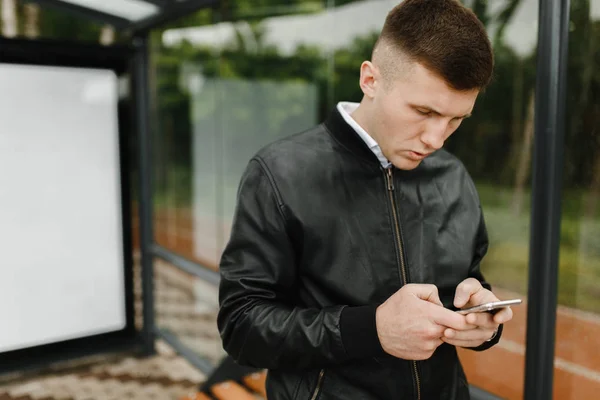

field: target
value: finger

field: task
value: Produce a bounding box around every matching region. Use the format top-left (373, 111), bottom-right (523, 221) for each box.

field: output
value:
top-left (454, 278), bottom-right (483, 308)
top-left (469, 289), bottom-right (500, 308)
top-left (441, 337), bottom-right (486, 348)
top-left (424, 324), bottom-right (447, 341)
top-left (465, 312), bottom-right (497, 329)
top-left (431, 307), bottom-right (475, 331)
top-left (443, 327), bottom-right (496, 341)
top-left (493, 306), bottom-right (514, 324)
top-left (411, 284), bottom-right (443, 306)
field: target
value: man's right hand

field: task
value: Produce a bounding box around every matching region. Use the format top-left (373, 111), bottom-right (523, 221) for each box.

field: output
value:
top-left (375, 284), bottom-right (473, 360)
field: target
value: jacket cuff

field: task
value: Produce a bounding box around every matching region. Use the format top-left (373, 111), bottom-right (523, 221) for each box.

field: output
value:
top-left (469, 323), bottom-right (504, 352)
top-left (340, 305), bottom-right (385, 359)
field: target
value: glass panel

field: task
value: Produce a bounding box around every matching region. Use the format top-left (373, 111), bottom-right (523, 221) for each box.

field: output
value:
top-left (61, 0), bottom-right (158, 20)
top-left (154, 258), bottom-right (225, 365)
top-left (554, 1), bottom-right (600, 398)
top-left (151, 2), bottom-right (330, 364)
top-left (152, 1), bottom-right (536, 397)
top-left (152, 3), bottom-right (329, 269)
top-left (449, 0), bottom-right (538, 398)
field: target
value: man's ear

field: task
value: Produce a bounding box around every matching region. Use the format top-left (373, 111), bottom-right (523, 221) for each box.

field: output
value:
top-left (359, 61), bottom-right (380, 98)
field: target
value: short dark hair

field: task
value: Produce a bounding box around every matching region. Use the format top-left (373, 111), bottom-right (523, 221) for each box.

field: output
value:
top-left (376, 0), bottom-right (493, 90)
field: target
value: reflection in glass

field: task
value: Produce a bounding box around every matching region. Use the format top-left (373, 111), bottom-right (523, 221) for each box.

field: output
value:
top-left (190, 77), bottom-right (318, 267)
top-left (153, 4), bottom-right (332, 268)
top-left (552, 1), bottom-right (600, 398)
top-left (150, 2), bottom-right (331, 365)
top-left (154, 259), bottom-right (225, 365)
top-left (443, 1), bottom-right (540, 397)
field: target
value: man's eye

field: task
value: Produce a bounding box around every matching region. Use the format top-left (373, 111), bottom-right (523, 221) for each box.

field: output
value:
top-left (416, 109), bottom-right (431, 116)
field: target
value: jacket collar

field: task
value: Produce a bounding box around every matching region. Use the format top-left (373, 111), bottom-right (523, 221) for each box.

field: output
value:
top-left (323, 106), bottom-right (383, 168)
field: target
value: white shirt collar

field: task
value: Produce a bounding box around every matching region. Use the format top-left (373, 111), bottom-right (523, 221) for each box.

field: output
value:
top-left (336, 102), bottom-right (391, 168)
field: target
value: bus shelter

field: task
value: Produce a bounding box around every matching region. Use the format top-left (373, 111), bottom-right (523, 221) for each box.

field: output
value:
top-left (0, 1), bottom-right (571, 399)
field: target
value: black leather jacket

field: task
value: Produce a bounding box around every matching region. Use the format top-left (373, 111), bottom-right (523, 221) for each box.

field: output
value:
top-left (217, 108), bottom-right (502, 399)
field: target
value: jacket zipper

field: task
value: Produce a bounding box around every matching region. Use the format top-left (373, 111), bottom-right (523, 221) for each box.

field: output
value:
top-left (310, 369), bottom-right (325, 400)
top-left (385, 167), bottom-right (421, 400)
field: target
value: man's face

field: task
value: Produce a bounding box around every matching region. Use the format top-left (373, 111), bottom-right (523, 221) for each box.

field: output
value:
top-left (366, 62), bottom-right (479, 170)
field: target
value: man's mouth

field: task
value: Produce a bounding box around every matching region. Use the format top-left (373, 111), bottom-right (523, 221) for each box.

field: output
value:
top-left (407, 151), bottom-right (431, 160)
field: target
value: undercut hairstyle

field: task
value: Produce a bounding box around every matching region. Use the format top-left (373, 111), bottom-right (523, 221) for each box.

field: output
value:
top-left (374, 0), bottom-right (494, 91)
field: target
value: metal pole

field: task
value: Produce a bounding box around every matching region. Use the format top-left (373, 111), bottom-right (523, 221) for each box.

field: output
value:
top-left (133, 33), bottom-right (156, 356)
top-left (155, 328), bottom-right (215, 374)
top-left (153, 244), bottom-right (221, 286)
top-left (524, 0), bottom-right (570, 398)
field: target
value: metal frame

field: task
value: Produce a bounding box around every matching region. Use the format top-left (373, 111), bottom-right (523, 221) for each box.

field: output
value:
top-left (524, 0), bottom-right (570, 399)
top-left (0, 36), bottom-right (132, 67)
top-left (22, 0), bottom-right (131, 28)
top-left (0, 0), bottom-right (219, 377)
top-left (132, 33), bottom-right (156, 356)
top-left (125, 0), bottom-right (220, 34)
top-left (156, 327), bottom-right (215, 374)
top-left (153, 245), bottom-right (221, 286)
top-left (0, 37), bottom-right (139, 374)
top-left (24, 0), bottom-right (219, 34)
top-left (127, 0), bottom-right (220, 361)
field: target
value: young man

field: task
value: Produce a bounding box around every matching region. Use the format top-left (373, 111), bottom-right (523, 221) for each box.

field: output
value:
top-left (217, 0), bottom-right (514, 398)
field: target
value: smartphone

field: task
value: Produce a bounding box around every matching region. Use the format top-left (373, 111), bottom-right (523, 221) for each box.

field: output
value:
top-left (456, 299), bottom-right (522, 315)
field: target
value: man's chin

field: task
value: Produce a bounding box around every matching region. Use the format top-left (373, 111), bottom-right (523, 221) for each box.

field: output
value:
top-left (391, 158), bottom-right (422, 171)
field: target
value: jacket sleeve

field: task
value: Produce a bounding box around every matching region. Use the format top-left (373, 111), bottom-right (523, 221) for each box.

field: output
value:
top-left (465, 206), bottom-right (504, 351)
top-left (217, 158), bottom-right (384, 370)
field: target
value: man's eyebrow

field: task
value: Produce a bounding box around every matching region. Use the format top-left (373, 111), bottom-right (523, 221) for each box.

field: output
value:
top-left (413, 104), bottom-right (471, 119)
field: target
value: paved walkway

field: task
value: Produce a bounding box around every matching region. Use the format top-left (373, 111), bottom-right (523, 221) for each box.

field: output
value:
top-left (0, 340), bottom-right (204, 400)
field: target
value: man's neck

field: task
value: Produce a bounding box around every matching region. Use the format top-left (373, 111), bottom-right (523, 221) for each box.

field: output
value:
top-left (350, 102), bottom-right (377, 144)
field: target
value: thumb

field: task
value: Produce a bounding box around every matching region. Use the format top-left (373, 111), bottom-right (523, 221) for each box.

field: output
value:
top-left (410, 284), bottom-right (443, 306)
top-left (454, 278), bottom-right (481, 308)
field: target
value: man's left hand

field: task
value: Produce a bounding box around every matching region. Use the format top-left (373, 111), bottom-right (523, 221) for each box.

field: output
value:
top-left (442, 278), bottom-right (513, 348)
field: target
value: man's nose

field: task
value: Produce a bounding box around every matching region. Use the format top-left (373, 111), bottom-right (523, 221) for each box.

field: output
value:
top-left (420, 120), bottom-right (447, 150)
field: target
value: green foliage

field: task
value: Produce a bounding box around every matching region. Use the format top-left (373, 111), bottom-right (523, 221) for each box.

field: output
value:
top-left (483, 237), bottom-right (600, 314)
top-left (146, 0), bottom-right (600, 313)
top-left (6, 0), bottom-right (600, 312)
